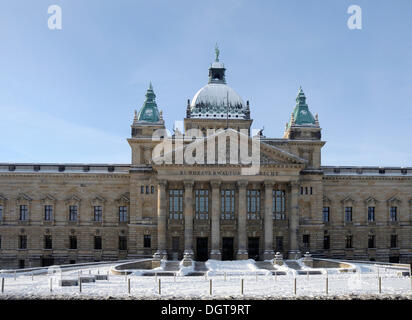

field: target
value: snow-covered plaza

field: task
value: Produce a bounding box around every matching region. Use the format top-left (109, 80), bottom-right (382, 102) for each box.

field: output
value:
top-left (0, 259), bottom-right (411, 299)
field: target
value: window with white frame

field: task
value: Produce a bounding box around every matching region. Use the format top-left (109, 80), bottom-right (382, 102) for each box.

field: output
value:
top-left (195, 189), bottom-right (209, 219)
top-left (44, 205), bottom-right (53, 221)
top-left (221, 189), bottom-right (235, 220)
top-left (169, 189), bottom-right (183, 219)
top-left (247, 190), bottom-right (260, 220)
top-left (273, 190), bottom-right (286, 220)
top-left (93, 206), bottom-right (103, 222)
top-left (344, 206), bottom-right (352, 222)
top-left (69, 205), bottom-right (78, 221)
top-left (19, 205), bottom-right (28, 221)
top-left (322, 207), bottom-right (330, 222)
top-left (389, 206), bottom-right (397, 221)
top-left (367, 206), bottom-right (375, 222)
top-left (119, 206), bottom-right (128, 222)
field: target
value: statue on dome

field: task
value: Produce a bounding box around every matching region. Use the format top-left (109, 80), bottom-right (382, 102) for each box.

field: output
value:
top-left (215, 43), bottom-right (220, 61)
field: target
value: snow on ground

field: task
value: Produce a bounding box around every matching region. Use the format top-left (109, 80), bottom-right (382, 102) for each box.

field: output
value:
top-left (206, 259), bottom-right (271, 276)
top-left (0, 260), bottom-right (411, 299)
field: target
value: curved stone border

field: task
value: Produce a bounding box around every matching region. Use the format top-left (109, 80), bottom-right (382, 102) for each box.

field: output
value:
top-left (110, 259), bottom-right (153, 275)
top-left (312, 258), bottom-right (356, 272)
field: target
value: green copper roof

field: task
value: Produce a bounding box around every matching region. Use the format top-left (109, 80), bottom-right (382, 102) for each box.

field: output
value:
top-left (136, 83), bottom-right (161, 123)
top-left (288, 87), bottom-right (316, 127)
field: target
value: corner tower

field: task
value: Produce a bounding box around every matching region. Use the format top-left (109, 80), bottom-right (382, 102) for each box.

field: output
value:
top-left (128, 83), bottom-right (166, 165)
top-left (283, 87), bottom-right (321, 140)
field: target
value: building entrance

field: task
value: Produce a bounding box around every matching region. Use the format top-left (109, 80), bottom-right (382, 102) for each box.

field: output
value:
top-left (248, 237), bottom-right (260, 260)
top-left (196, 237), bottom-right (208, 261)
top-left (222, 237), bottom-right (234, 260)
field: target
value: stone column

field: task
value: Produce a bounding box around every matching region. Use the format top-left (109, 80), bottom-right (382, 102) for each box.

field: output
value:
top-left (263, 181), bottom-right (275, 260)
top-left (237, 180), bottom-right (248, 259)
top-left (154, 180), bottom-right (167, 263)
top-left (183, 180), bottom-right (194, 259)
top-left (210, 180), bottom-right (221, 260)
top-left (288, 181), bottom-right (301, 259)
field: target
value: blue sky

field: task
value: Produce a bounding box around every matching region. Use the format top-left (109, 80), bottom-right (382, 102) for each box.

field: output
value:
top-left (0, 0), bottom-right (411, 166)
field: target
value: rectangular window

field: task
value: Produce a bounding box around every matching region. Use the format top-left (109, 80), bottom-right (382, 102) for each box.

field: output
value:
top-left (390, 234), bottom-right (398, 248)
top-left (247, 190), bottom-right (261, 220)
top-left (368, 234), bottom-right (375, 248)
top-left (19, 260), bottom-right (25, 269)
top-left (94, 236), bottom-right (102, 250)
top-left (345, 207), bottom-right (352, 222)
top-left (69, 236), bottom-right (77, 250)
top-left (19, 205), bottom-right (28, 221)
top-left (19, 235), bottom-right (27, 249)
top-left (169, 189), bottom-right (184, 219)
top-left (119, 206), bottom-right (128, 222)
top-left (93, 206), bottom-right (103, 222)
top-left (141, 186), bottom-right (144, 194)
top-left (69, 206), bottom-right (78, 221)
top-left (303, 234), bottom-right (310, 250)
top-left (0, 235), bottom-right (2, 249)
top-left (322, 207), bottom-right (330, 222)
top-left (144, 235), bottom-right (151, 248)
top-left (345, 235), bottom-right (353, 249)
top-left (367, 207), bottom-right (375, 222)
top-left (0, 205), bottom-right (3, 220)
top-left (44, 205), bottom-right (53, 221)
top-left (119, 236), bottom-right (127, 251)
top-left (273, 190), bottom-right (286, 220)
top-left (323, 235), bottom-right (330, 250)
top-left (151, 186), bottom-right (155, 194)
top-left (44, 235), bottom-right (52, 249)
top-left (221, 189), bottom-right (235, 220)
top-left (146, 186), bottom-right (149, 194)
top-left (195, 189), bottom-right (209, 219)
top-left (390, 207), bottom-right (397, 221)
top-left (275, 236), bottom-right (283, 252)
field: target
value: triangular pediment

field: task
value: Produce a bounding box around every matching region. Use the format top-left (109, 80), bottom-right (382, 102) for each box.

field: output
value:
top-left (16, 193), bottom-right (32, 202)
top-left (323, 195), bottom-right (331, 203)
top-left (387, 195), bottom-right (401, 205)
top-left (41, 194), bottom-right (57, 203)
top-left (91, 195), bottom-right (106, 205)
top-left (152, 128), bottom-right (306, 167)
top-left (364, 196), bottom-right (378, 204)
top-left (116, 193), bottom-right (130, 204)
top-left (65, 195), bottom-right (81, 204)
top-left (341, 195), bottom-right (355, 204)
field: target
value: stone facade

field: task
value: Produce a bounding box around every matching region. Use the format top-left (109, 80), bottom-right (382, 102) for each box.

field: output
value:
top-left (0, 55), bottom-right (411, 268)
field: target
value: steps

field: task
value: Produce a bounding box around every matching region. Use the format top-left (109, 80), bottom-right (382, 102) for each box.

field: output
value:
top-left (185, 262), bottom-right (208, 276)
top-left (255, 261), bottom-right (275, 271)
top-left (164, 261), bottom-right (180, 272)
top-left (284, 260), bottom-right (302, 270)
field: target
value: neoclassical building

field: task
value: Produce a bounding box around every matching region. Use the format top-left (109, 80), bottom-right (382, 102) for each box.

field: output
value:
top-left (0, 51), bottom-right (411, 268)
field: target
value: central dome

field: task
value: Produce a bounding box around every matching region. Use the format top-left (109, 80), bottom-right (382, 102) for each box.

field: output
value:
top-left (190, 83), bottom-right (246, 119)
top-left (187, 50), bottom-right (249, 120)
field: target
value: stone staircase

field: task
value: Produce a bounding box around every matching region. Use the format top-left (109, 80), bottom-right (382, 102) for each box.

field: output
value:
top-left (285, 260), bottom-right (302, 270)
top-left (255, 261), bottom-right (287, 275)
top-left (164, 261), bottom-right (181, 272)
top-left (255, 261), bottom-right (275, 270)
top-left (285, 260), bottom-right (322, 275)
top-left (186, 261), bottom-right (208, 276)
